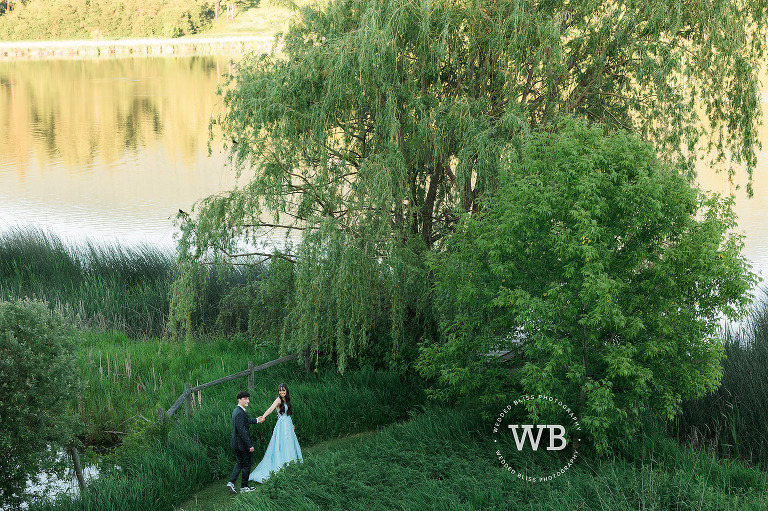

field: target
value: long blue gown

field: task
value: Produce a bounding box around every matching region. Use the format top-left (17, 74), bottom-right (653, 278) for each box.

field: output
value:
top-left (249, 406), bottom-right (303, 483)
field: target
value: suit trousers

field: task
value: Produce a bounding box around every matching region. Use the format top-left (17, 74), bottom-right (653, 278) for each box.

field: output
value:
top-left (229, 449), bottom-right (253, 487)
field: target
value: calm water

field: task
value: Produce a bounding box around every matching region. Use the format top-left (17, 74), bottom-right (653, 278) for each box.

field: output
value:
top-left (0, 56), bottom-right (766, 281)
top-left (1, 56), bottom-right (253, 249)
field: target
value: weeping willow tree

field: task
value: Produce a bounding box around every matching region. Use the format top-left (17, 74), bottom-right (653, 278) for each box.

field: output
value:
top-left (170, 0), bottom-right (767, 371)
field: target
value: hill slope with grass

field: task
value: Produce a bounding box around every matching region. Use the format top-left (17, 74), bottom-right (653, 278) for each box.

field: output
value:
top-left (0, 0), bottom-right (294, 41)
top-left (179, 408), bottom-right (768, 511)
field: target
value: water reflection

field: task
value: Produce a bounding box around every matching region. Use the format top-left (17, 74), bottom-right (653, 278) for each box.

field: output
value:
top-left (21, 459), bottom-right (99, 510)
top-left (0, 56), bottom-right (240, 248)
top-left (0, 56), bottom-right (765, 277)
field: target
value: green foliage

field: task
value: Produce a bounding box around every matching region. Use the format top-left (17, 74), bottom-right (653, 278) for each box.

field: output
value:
top-left (418, 120), bottom-right (756, 454)
top-left (675, 289), bottom-right (768, 470)
top-left (0, 0), bottom-right (215, 40)
top-left (0, 300), bottom-right (81, 510)
top-left (28, 366), bottom-right (421, 511)
top-left (176, 0), bottom-right (768, 373)
top-left (72, 330), bottom-right (275, 446)
top-left (220, 408), bottom-right (768, 510)
top-left (0, 228), bottom-right (173, 337)
top-left (281, 228), bottom-right (431, 372)
top-left (215, 255), bottom-right (294, 339)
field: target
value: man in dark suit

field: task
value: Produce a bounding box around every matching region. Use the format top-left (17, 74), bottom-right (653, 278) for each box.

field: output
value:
top-left (227, 390), bottom-right (263, 494)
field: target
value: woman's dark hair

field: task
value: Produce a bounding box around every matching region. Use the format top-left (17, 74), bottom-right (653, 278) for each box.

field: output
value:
top-left (278, 383), bottom-right (292, 416)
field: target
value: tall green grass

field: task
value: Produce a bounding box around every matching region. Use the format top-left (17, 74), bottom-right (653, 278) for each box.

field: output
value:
top-left (72, 330), bottom-right (286, 446)
top-left (213, 408), bottom-right (767, 510)
top-left (30, 368), bottom-right (423, 511)
top-left (675, 288), bottom-right (768, 470)
top-left (73, 328), bottom-right (421, 447)
top-left (0, 227), bottom-right (265, 338)
top-left (0, 228), bottom-right (173, 337)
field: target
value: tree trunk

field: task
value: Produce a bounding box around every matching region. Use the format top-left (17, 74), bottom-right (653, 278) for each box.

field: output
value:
top-left (421, 161), bottom-right (442, 248)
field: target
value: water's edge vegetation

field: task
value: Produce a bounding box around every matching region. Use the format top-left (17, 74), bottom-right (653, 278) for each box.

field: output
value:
top-left (1, 229), bottom-right (768, 509)
top-left (0, 227), bottom-right (262, 339)
top-left (0, 36), bottom-right (275, 60)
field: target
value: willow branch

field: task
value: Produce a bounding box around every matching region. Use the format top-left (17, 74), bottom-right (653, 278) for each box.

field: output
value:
top-left (241, 222), bottom-right (308, 231)
top-left (216, 245), bottom-right (297, 263)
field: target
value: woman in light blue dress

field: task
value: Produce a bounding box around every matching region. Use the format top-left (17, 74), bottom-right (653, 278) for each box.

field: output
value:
top-left (249, 383), bottom-right (303, 483)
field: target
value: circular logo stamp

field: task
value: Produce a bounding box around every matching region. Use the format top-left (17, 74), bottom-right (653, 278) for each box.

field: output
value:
top-left (493, 394), bottom-right (581, 482)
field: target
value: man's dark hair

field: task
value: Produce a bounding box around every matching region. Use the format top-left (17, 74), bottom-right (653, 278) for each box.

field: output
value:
top-left (237, 390), bottom-right (250, 400)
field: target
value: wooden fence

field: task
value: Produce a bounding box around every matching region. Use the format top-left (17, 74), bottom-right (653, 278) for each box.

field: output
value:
top-left (159, 353), bottom-right (298, 420)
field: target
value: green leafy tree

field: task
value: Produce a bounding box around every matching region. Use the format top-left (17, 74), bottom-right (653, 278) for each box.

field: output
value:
top-left (172, 0), bottom-right (767, 369)
top-left (0, 300), bottom-right (81, 509)
top-left (418, 120), bottom-right (756, 452)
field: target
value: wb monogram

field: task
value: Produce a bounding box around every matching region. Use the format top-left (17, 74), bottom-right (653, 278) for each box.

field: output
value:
top-left (508, 425), bottom-right (567, 451)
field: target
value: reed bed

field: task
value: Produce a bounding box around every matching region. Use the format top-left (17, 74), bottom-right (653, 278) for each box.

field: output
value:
top-left (675, 288), bottom-right (768, 471)
top-left (0, 227), bottom-right (173, 337)
top-left (0, 227), bottom-right (262, 338)
top-left (73, 330), bottom-right (285, 446)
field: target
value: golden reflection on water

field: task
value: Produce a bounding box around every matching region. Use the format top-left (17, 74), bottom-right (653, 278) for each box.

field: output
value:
top-left (0, 56), bottom-right (765, 277)
top-left (0, 56), bottom-right (242, 247)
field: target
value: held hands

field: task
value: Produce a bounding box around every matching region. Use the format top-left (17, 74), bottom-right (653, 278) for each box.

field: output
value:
top-left (257, 416), bottom-right (265, 423)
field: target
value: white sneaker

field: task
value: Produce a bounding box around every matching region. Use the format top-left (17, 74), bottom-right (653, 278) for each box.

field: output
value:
top-left (226, 482), bottom-right (237, 495)
top-left (240, 486), bottom-right (254, 493)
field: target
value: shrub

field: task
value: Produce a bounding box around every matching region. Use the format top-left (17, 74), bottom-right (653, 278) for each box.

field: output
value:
top-left (419, 119), bottom-right (756, 454)
top-left (0, 300), bottom-right (81, 509)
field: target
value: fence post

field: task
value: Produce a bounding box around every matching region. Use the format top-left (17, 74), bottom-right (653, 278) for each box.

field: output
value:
top-left (185, 383), bottom-right (193, 419)
top-left (70, 447), bottom-right (86, 494)
top-left (248, 361), bottom-right (254, 391)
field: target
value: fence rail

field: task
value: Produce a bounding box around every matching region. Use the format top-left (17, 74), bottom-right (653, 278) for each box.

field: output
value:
top-left (160, 353), bottom-right (298, 420)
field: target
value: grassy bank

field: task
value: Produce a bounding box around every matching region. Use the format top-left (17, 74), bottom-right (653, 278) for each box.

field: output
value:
top-left (72, 328), bottom-right (421, 447)
top-left (0, 0), bottom-right (216, 41)
top-left (72, 330), bottom-right (274, 446)
top-left (11, 299), bottom-right (768, 510)
top-left (0, 0), bottom-right (298, 43)
top-left (174, 408), bottom-right (767, 511)
top-left (5, 233), bottom-right (768, 509)
top-left (31, 348), bottom-right (422, 511)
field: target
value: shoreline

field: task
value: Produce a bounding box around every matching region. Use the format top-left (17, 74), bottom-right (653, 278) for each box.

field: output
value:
top-left (0, 35), bottom-right (276, 60)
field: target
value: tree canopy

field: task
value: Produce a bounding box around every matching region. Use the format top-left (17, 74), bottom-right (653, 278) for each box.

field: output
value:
top-left (172, 0), bottom-right (766, 372)
top-left (417, 119), bottom-right (755, 452)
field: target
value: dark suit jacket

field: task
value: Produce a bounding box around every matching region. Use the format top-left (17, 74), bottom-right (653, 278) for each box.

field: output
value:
top-left (231, 405), bottom-right (259, 451)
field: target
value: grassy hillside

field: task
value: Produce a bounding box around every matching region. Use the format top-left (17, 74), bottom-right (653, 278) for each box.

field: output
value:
top-left (0, 0), bottom-right (296, 41)
top-left (176, 408), bottom-right (768, 511)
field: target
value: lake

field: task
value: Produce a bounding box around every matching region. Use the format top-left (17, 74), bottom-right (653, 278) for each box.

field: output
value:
top-left (0, 56), bottom-right (766, 282)
top-left (0, 56), bottom-right (245, 250)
